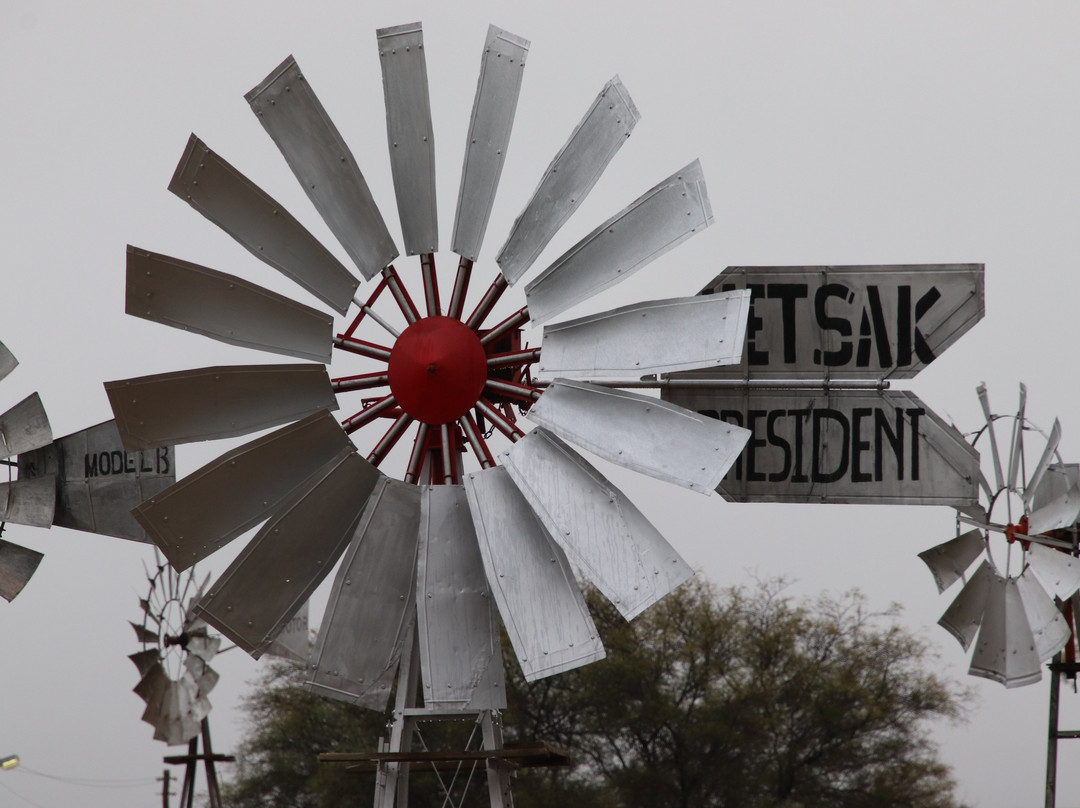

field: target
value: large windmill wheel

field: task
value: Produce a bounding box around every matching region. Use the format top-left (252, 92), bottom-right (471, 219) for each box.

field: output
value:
top-left (107, 21), bottom-right (752, 712)
top-left (920, 383), bottom-right (1080, 688)
top-left (0, 339), bottom-right (55, 603)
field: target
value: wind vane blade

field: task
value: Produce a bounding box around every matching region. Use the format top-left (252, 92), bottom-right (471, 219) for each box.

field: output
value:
top-left (378, 23), bottom-right (438, 256)
top-left (247, 56), bottom-right (398, 280)
top-left (452, 25), bottom-right (529, 261)
top-left (976, 383), bottom-right (1005, 495)
top-left (0, 540), bottom-right (44, 602)
top-left (496, 76), bottom-right (639, 284)
top-left (169, 135), bottom-right (359, 314)
top-left (0, 393), bottom-right (52, 459)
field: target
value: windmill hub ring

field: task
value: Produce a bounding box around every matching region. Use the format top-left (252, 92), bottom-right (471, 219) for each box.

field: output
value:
top-left (387, 315), bottom-right (488, 425)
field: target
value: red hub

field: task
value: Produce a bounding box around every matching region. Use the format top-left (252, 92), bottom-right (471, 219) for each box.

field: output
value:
top-left (388, 316), bottom-right (487, 425)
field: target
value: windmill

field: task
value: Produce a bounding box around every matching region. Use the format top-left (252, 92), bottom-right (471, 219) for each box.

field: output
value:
top-left (129, 556), bottom-right (233, 808)
top-left (107, 21), bottom-right (752, 806)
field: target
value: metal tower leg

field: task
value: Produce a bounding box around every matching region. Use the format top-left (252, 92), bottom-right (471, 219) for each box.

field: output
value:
top-left (1046, 655), bottom-right (1061, 808)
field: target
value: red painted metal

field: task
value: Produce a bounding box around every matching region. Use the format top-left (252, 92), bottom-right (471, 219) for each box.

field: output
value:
top-left (334, 335), bottom-right (392, 362)
top-left (447, 257), bottom-right (473, 320)
top-left (343, 277), bottom-right (390, 338)
top-left (475, 398), bottom-right (525, 440)
top-left (479, 306), bottom-right (529, 347)
top-left (342, 394), bottom-right (398, 434)
top-left (466, 274), bottom-right (508, 329)
top-left (367, 413), bottom-right (414, 466)
top-left (332, 372), bottom-right (390, 393)
top-left (381, 265), bottom-right (421, 323)
top-left (420, 253), bottom-right (441, 317)
top-left (388, 317), bottom-right (487, 425)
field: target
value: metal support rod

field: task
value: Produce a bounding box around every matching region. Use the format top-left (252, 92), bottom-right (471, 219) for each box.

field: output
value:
top-left (420, 253), bottom-right (441, 317)
top-left (479, 307), bottom-right (529, 347)
top-left (343, 395), bottom-right (398, 434)
top-left (458, 413), bottom-right (495, 469)
top-left (486, 348), bottom-right (541, 369)
top-left (466, 275), bottom-right (508, 329)
top-left (475, 399), bottom-right (524, 441)
top-left (344, 278), bottom-right (390, 338)
top-left (404, 423), bottom-right (430, 485)
top-left (201, 719), bottom-right (223, 808)
top-left (1047, 654), bottom-right (1061, 808)
top-left (334, 335), bottom-right (392, 362)
top-left (381, 265), bottom-right (421, 324)
top-left (531, 377), bottom-right (893, 391)
top-left (368, 414), bottom-right (414, 466)
top-left (448, 257), bottom-right (474, 320)
top-left (333, 372), bottom-right (390, 393)
top-left (484, 378), bottom-right (541, 403)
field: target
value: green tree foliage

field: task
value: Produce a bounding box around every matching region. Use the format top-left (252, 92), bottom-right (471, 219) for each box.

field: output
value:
top-left (222, 579), bottom-right (967, 808)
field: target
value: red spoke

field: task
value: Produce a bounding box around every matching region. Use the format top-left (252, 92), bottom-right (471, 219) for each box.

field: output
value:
top-left (439, 423), bottom-right (457, 484)
top-left (466, 274), bottom-right (508, 329)
top-left (479, 306), bottom-right (530, 347)
top-left (459, 413), bottom-right (495, 469)
top-left (404, 423), bottom-right (431, 484)
top-left (484, 378), bottom-right (540, 404)
top-left (420, 253), bottom-right (441, 317)
top-left (381, 265), bottom-right (421, 324)
top-left (334, 335), bottom-right (392, 362)
top-left (475, 398), bottom-right (525, 441)
top-left (332, 371), bottom-right (389, 393)
top-left (486, 348), bottom-right (541, 369)
top-left (367, 413), bottom-right (414, 466)
top-left (343, 277), bottom-right (390, 338)
top-left (342, 394), bottom-right (397, 434)
top-left (447, 257), bottom-right (473, 320)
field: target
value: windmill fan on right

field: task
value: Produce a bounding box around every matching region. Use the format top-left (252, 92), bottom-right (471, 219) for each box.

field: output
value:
top-left (920, 383), bottom-right (1080, 688)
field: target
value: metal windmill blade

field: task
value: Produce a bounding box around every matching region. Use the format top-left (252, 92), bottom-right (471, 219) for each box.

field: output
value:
top-left (113, 21), bottom-right (754, 730)
top-left (919, 383), bottom-right (1080, 687)
top-left (129, 560), bottom-right (221, 745)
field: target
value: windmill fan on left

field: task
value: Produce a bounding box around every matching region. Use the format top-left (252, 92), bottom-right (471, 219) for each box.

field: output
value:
top-left (0, 339), bottom-right (55, 603)
top-left (129, 557), bottom-right (221, 745)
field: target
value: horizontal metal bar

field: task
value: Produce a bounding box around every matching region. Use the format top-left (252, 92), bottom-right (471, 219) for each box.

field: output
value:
top-left (533, 378), bottom-right (892, 390)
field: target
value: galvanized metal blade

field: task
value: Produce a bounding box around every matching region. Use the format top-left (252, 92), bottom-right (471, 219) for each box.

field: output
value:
top-left (1026, 541), bottom-right (1080, 600)
top-left (126, 247), bottom-right (333, 363)
top-left (0, 476), bottom-right (56, 528)
top-left (0, 340), bottom-right (17, 383)
top-left (525, 160), bottom-right (713, 325)
top-left (1007, 383), bottom-right (1027, 494)
top-left (106, 364), bottom-right (337, 451)
top-left (128, 649), bottom-right (161, 679)
top-left (0, 540), bottom-right (43, 602)
top-left (169, 135), bottom-right (359, 314)
top-left (134, 410), bottom-right (352, 571)
top-left (246, 57), bottom-right (398, 280)
top-left (451, 25), bottom-right (529, 261)
top-left (1016, 567), bottom-right (1071, 662)
top-left (184, 654), bottom-right (220, 697)
top-left (17, 419), bottom-right (176, 542)
top-left (502, 428), bottom-right (693, 621)
top-left (0, 393), bottom-right (51, 459)
top-left (496, 76), bottom-right (639, 283)
top-left (417, 484), bottom-right (506, 710)
top-left (1023, 418), bottom-right (1062, 511)
top-left (1027, 481), bottom-right (1080, 537)
top-left (378, 23), bottom-right (438, 255)
top-left (263, 600), bottom-right (310, 663)
top-left (917, 528), bottom-right (985, 594)
top-left (464, 466), bottom-right (604, 681)
top-left (527, 379), bottom-right (751, 494)
top-left (308, 479), bottom-right (421, 709)
top-left (129, 621), bottom-right (159, 645)
top-left (968, 574), bottom-right (1042, 688)
top-left (976, 383), bottom-right (1004, 496)
top-left (193, 447), bottom-right (380, 658)
top-left (538, 290), bottom-right (751, 380)
top-left (938, 560), bottom-right (992, 651)
top-left (134, 659), bottom-right (170, 723)
top-left (185, 632), bottom-right (222, 665)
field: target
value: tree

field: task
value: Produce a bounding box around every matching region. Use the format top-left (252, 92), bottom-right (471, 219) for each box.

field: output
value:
top-left (222, 579), bottom-right (968, 808)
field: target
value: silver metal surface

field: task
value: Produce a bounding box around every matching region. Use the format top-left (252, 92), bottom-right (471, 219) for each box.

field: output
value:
top-left (527, 379), bottom-right (750, 495)
top-left (1016, 567), bottom-right (1071, 662)
top-left (0, 393), bottom-right (51, 459)
top-left (938, 560), bottom-right (992, 651)
top-left (538, 290), bottom-right (750, 379)
top-left (664, 387), bottom-right (981, 506)
top-left (0, 476), bottom-right (56, 527)
top-left (308, 479), bottom-right (421, 708)
top-left (683, 264), bottom-right (985, 380)
top-left (496, 76), bottom-right (638, 283)
top-left (168, 135), bottom-right (359, 314)
top-left (1008, 383), bottom-right (1027, 493)
top-left (247, 56), bottom-right (398, 280)
top-left (1024, 418), bottom-right (1062, 510)
top-left (263, 601), bottom-right (309, 663)
top-left (134, 410), bottom-right (351, 570)
top-left (126, 247), bottom-right (333, 363)
top-left (193, 447), bottom-right (379, 658)
top-left (464, 466), bottom-right (604, 681)
top-left (968, 573), bottom-right (1041, 688)
top-left (17, 419), bottom-right (176, 542)
top-left (1026, 465), bottom-right (1080, 536)
top-left (378, 23), bottom-right (438, 255)
top-left (133, 660), bottom-right (170, 732)
top-left (106, 364), bottom-right (337, 451)
top-left (417, 484), bottom-right (506, 710)
top-left (917, 529), bottom-right (985, 594)
top-left (524, 160), bottom-right (712, 325)
top-left (0, 341), bottom-right (17, 383)
top-left (1026, 541), bottom-right (1080, 601)
top-left (451, 25), bottom-right (529, 262)
top-left (976, 382), bottom-right (1005, 494)
top-left (502, 428), bottom-right (693, 620)
top-left (0, 540), bottom-right (43, 602)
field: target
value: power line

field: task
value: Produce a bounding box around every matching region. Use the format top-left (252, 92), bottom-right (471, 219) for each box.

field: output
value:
top-left (15, 765), bottom-right (157, 789)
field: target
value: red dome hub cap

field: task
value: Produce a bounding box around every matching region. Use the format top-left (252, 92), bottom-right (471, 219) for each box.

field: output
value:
top-left (388, 316), bottom-right (487, 425)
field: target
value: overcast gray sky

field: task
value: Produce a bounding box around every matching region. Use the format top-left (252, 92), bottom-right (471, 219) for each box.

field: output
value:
top-left (3, 2), bottom-right (1080, 806)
